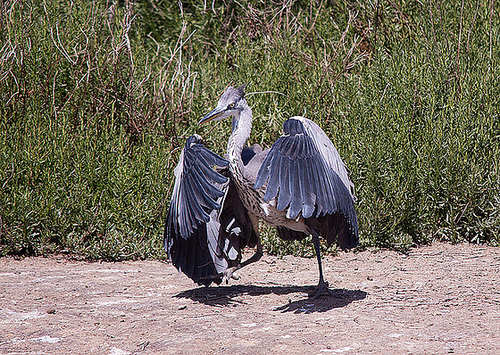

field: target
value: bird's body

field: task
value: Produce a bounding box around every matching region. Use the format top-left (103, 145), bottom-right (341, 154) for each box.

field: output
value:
top-left (165, 86), bottom-right (358, 297)
top-left (231, 146), bottom-right (311, 236)
top-left (224, 108), bottom-right (304, 235)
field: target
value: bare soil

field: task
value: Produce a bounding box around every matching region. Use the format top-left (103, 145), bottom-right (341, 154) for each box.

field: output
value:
top-left (1, 243), bottom-right (499, 354)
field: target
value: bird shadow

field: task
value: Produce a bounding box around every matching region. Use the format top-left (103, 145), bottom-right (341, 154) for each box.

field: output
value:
top-left (174, 284), bottom-right (367, 313)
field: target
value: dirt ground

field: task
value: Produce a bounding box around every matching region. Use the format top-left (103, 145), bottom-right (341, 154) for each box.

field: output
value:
top-left (1, 243), bottom-right (499, 354)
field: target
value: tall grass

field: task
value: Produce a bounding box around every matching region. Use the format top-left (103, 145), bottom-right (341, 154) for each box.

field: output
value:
top-left (0, 0), bottom-right (499, 258)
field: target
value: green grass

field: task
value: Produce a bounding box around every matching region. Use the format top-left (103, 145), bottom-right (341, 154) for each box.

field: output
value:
top-left (0, 0), bottom-right (499, 259)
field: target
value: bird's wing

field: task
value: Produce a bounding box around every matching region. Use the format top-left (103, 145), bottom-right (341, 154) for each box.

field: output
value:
top-left (164, 135), bottom-right (257, 286)
top-left (298, 117), bottom-right (356, 201)
top-left (254, 117), bottom-right (358, 247)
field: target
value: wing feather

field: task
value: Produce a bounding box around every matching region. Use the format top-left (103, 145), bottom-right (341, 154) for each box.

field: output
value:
top-left (288, 160), bottom-right (302, 219)
top-left (300, 158), bottom-right (315, 218)
top-left (276, 157), bottom-right (291, 210)
top-left (264, 154), bottom-right (281, 202)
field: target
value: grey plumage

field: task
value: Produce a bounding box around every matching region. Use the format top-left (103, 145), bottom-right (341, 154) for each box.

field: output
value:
top-left (165, 86), bottom-right (358, 297)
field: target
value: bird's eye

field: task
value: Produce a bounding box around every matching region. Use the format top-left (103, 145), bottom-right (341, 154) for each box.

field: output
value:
top-left (227, 103), bottom-right (235, 110)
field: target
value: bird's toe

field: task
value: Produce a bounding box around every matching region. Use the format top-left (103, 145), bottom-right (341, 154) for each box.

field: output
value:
top-left (308, 281), bottom-right (336, 299)
top-left (222, 267), bottom-right (241, 284)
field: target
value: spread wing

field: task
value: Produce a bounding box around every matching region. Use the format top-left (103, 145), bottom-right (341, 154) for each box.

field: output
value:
top-left (164, 135), bottom-right (257, 286)
top-left (254, 117), bottom-right (358, 248)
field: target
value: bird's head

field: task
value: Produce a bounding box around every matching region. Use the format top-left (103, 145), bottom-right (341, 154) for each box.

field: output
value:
top-left (199, 85), bottom-right (247, 124)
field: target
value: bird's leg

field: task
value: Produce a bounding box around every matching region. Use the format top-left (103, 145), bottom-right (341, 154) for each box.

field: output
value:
top-left (240, 237), bottom-right (263, 267)
top-left (309, 231), bottom-right (336, 298)
top-left (222, 238), bottom-right (263, 283)
top-left (222, 214), bottom-right (262, 283)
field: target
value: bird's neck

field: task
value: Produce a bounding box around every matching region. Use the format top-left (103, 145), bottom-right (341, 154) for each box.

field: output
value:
top-left (227, 105), bottom-right (252, 169)
top-left (227, 106), bottom-right (252, 181)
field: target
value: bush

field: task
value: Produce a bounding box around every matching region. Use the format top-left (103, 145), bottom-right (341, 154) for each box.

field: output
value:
top-left (0, 0), bottom-right (499, 258)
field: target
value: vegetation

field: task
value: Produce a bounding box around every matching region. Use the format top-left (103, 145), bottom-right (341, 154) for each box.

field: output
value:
top-left (0, 0), bottom-right (499, 259)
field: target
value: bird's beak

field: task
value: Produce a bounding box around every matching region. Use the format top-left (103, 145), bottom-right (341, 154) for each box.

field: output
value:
top-left (198, 107), bottom-right (225, 125)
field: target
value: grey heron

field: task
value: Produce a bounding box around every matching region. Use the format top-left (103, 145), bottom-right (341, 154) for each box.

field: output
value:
top-left (164, 85), bottom-right (358, 298)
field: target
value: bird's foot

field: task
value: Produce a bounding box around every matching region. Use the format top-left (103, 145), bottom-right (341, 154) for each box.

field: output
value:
top-left (222, 266), bottom-right (241, 284)
top-left (220, 245), bottom-right (263, 284)
top-left (308, 280), bottom-right (336, 299)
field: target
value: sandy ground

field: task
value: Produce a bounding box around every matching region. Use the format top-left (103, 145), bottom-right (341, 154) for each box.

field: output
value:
top-left (0, 243), bottom-right (499, 354)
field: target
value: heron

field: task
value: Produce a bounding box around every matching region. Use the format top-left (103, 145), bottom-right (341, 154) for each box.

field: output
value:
top-left (164, 85), bottom-right (358, 298)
